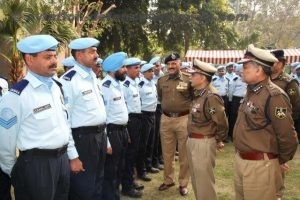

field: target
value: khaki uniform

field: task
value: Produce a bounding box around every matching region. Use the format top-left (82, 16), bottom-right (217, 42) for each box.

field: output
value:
top-left (186, 85), bottom-right (228, 200)
top-left (233, 78), bottom-right (298, 200)
top-left (157, 72), bottom-right (192, 187)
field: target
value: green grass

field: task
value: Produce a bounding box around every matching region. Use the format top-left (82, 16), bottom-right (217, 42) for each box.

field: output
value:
top-left (122, 143), bottom-right (300, 200)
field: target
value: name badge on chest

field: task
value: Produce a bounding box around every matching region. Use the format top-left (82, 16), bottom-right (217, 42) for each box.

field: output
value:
top-left (33, 104), bottom-right (51, 114)
top-left (82, 89), bottom-right (93, 96)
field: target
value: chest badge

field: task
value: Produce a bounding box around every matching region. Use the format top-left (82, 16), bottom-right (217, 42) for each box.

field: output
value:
top-left (208, 107), bottom-right (216, 115)
top-left (176, 82), bottom-right (187, 91)
top-left (287, 88), bottom-right (296, 96)
top-left (275, 107), bottom-right (287, 119)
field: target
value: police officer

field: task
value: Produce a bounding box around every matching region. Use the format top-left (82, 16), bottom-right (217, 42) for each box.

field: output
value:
top-left (60, 37), bottom-right (107, 200)
top-left (101, 52), bottom-right (129, 200)
top-left (187, 59), bottom-right (228, 200)
top-left (137, 63), bottom-right (158, 181)
top-left (0, 35), bottom-right (82, 200)
top-left (157, 53), bottom-right (192, 196)
top-left (212, 66), bottom-right (229, 108)
top-left (92, 58), bottom-right (104, 80)
top-left (149, 56), bottom-right (164, 169)
top-left (61, 56), bottom-right (75, 73)
top-left (271, 50), bottom-right (300, 141)
top-left (120, 57), bottom-right (143, 198)
top-left (233, 44), bottom-right (298, 200)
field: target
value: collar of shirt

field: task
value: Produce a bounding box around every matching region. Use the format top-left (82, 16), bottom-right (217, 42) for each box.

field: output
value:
top-left (194, 88), bottom-right (207, 97)
top-left (106, 74), bottom-right (120, 88)
top-left (126, 76), bottom-right (138, 87)
top-left (27, 70), bottom-right (53, 89)
top-left (166, 72), bottom-right (182, 80)
top-left (141, 77), bottom-right (153, 85)
top-left (247, 78), bottom-right (269, 94)
top-left (73, 62), bottom-right (94, 79)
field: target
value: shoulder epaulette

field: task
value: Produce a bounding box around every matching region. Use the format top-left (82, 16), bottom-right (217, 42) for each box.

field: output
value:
top-left (102, 80), bottom-right (112, 88)
top-left (279, 73), bottom-right (293, 83)
top-left (212, 77), bottom-right (217, 81)
top-left (138, 81), bottom-right (145, 88)
top-left (62, 70), bottom-right (76, 81)
top-left (9, 79), bottom-right (29, 95)
top-left (266, 83), bottom-right (284, 97)
top-left (233, 77), bottom-right (238, 81)
top-left (123, 80), bottom-right (130, 88)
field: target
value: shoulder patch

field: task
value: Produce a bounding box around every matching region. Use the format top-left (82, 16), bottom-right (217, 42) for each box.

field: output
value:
top-left (123, 80), bottom-right (130, 88)
top-left (9, 79), bottom-right (29, 95)
top-left (102, 80), bottom-right (112, 88)
top-left (138, 81), bottom-right (145, 88)
top-left (212, 77), bottom-right (217, 81)
top-left (233, 77), bottom-right (238, 81)
top-left (62, 70), bottom-right (76, 81)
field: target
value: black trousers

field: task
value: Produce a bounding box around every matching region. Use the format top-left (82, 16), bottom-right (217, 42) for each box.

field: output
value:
top-left (152, 104), bottom-right (163, 166)
top-left (0, 168), bottom-right (11, 200)
top-left (136, 111), bottom-right (155, 175)
top-left (102, 124), bottom-right (128, 200)
top-left (70, 126), bottom-right (107, 200)
top-left (11, 150), bottom-right (69, 200)
top-left (294, 118), bottom-right (300, 143)
top-left (229, 96), bottom-right (243, 139)
top-left (121, 114), bottom-right (142, 191)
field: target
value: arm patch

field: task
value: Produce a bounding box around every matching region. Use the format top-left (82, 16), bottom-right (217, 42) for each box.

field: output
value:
top-left (138, 81), bottom-right (145, 88)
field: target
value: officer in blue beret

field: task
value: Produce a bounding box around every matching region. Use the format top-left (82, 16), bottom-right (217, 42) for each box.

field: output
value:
top-left (92, 58), bottom-right (104, 80)
top-left (100, 52), bottom-right (129, 200)
top-left (60, 37), bottom-right (107, 199)
top-left (62, 56), bottom-right (75, 72)
top-left (120, 57), bottom-right (144, 198)
top-left (0, 34), bottom-right (81, 199)
top-left (149, 56), bottom-right (164, 170)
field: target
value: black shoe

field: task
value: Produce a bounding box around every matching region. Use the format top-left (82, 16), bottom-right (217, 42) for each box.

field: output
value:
top-left (159, 159), bottom-right (164, 165)
top-left (133, 182), bottom-right (144, 191)
top-left (138, 173), bottom-right (151, 182)
top-left (153, 164), bottom-right (164, 170)
top-left (147, 167), bottom-right (159, 173)
top-left (122, 188), bottom-right (143, 198)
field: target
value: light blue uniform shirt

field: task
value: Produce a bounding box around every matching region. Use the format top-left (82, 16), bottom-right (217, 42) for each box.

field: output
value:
top-left (0, 72), bottom-right (78, 175)
top-left (232, 75), bottom-right (247, 97)
top-left (225, 72), bottom-right (238, 101)
top-left (139, 77), bottom-right (157, 112)
top-left (121, 76), bottom-right (142, 114)
top-left (153, 71), bottom-right (164, 105)
top-left (60, 63), bottom-right (107, 128)
top-left (212, 75), bottom-right (229, 97)
top-left (101, 75), bottom-right (128, 125)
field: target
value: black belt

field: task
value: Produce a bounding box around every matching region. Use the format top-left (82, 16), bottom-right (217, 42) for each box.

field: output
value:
top-left (20, 145), bottom-right (67, 157)
top-left (129, 113), bottom-right (142, 118)
top-left (142, 111), bottom-right (156, 115)
top-left (72, 124), bottom-right (106, 133)
top-left (107, 123), bottom-right (127, 130)
top-left (163, 110), bottom-right (189, 118)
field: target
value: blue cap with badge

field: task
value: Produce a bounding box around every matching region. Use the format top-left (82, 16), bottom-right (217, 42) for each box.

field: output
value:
top-left (123, 57), bottom-right (141, 66)
top-left (62, 56), bottom-right (75, 67)
top-left (141, 63), bottom-right (154, 73)
top-left (226, 62), bottom-right (236, 67)
top-left (102, 52), bottom-right (128, 72)
top-left (17, 35), bottom-right (59, 53)
top-left (68, 37), bottom-right (100, 50)
top-left (149, 56), bottom-right (160, 64)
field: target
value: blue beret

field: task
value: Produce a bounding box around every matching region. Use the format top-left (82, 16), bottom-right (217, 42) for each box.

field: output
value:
top-left (164, 53), bottom-right (180, 64)
top-left (181, 62), bottom-right (190, 69)
top-left (17, 35), bottom-right (58, 53)
top-left (62, 56), bottom-right (75, 67)
top-left (123, 57), bottom-right (141, 66)
top-left (149, 56), bottom-right (160, 64)
top-left (295, 64), bottom-right (300, 71)
top-left (217, 65), bottom-right (225, 70)
top-left (102, 52), bottom-right (128, 72)
top-left (141, 63), bottom-right (154, 73)
top-left (291, 62), bottom-right (300, 68)
top-left (234, 64), bottom-right (243, 72)
top-left (97, 58), bottom-right (103, 65)
top-left (226, 62), bottom-right (236, 67)
top-left (68, 37), bottom-right (100, 50)
top-left (140, 60), bottom-right (147, 66)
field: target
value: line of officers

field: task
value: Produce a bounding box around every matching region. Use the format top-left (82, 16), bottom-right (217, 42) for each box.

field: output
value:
top-left (0, 35), bottom-right (298, 200)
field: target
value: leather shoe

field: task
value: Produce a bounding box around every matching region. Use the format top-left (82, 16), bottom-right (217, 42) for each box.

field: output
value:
top-left (122, 188), bottom-right (143, 198)
top-left (147, 167), bottom-right (159, 173)
top-left (179, 186), bottom-right (188, 196)
top-left (138, 173), bottom-right (151, 182)
top-left (133, 182), bottom-right (144, 190)
top-left (158, 182), bottom-right (175, 191)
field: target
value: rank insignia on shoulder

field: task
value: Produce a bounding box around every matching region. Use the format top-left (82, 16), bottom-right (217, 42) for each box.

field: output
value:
top-left (0, 108), bottom-right (17, 129)
top-left (287, 88), bottom-right (296, 96)
top-left (102, 80), bottom-right (111, 88)
top-left (275, 107), bottom-right (287, 119)
top-left (208, 107), bottom-right (216, 115)
top-left (123, 80), bottom-right (130, 88)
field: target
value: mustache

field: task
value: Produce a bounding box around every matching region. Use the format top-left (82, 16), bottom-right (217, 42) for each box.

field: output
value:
top-left (49, 64), bottom-right (57, 68)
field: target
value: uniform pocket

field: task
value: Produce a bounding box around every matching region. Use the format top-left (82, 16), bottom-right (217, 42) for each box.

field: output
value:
top-left (32, 110), bottom-right (58, 132)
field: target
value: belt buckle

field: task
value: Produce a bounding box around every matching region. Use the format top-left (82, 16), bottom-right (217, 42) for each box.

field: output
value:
top-left (170, 112), bottom-right (179, 117)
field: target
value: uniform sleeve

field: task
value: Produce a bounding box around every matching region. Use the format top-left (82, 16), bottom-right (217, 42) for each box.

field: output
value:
top-left (60, 78), bottom-right (74, 124)
top-left (286, 80), bottom-right (300, 119)
top-left (207, 95), bottom-right (228, 142)
top-left (0, 93), bottom-right (21, 175)
top-left (269, 94), bottom-right (299, 164)
top-left (67, 131), bottom-right (79, 160)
